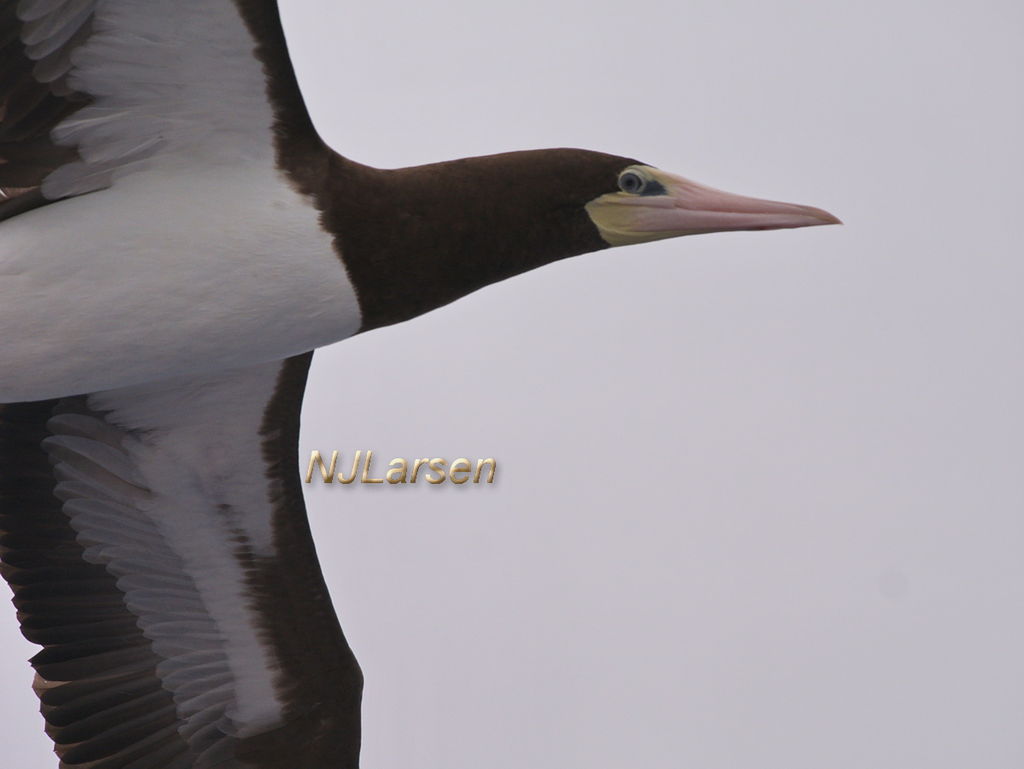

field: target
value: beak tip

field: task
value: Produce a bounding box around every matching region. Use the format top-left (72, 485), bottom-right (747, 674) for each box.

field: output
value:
top-left (808, 207), bottom-right (842, 227)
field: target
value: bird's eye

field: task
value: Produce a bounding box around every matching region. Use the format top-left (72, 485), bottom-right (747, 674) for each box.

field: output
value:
top-left (618, 171), bottom-right (646, 194)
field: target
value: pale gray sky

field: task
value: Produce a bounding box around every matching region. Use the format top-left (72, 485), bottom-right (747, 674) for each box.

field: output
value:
top-left (2, 1), bottom-right (1023, 767)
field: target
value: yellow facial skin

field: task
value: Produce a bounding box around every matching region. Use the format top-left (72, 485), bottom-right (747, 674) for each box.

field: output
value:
top-left (585, 165), bottom-right (840, 247)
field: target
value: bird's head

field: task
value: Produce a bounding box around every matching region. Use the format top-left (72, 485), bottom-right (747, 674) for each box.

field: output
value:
top-left (582, 160), bottom-right (840, 245)
top-left (324, 149), bottom-right (839, 332)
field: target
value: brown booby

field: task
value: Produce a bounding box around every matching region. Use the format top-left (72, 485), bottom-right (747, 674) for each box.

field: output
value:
top-left (0, 1), bottom-right (839, 767)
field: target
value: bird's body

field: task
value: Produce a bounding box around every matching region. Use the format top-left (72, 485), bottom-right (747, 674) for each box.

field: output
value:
top-left (0, 163), bottom-right (359, 400)
top-left (0, 0), bottom-right (361, 401)
top-left (0, 0), bottom-right (838, 767)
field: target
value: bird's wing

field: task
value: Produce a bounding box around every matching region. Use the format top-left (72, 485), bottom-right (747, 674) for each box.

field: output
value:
top-left (0, 354), bottom-right (362, 769)
top-left (0, 0), bottom-right (314, 220)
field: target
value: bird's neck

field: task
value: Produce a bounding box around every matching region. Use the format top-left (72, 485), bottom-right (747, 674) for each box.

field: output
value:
top-left (239, 1), bottom-right (612, 332)
top-left (313, 151), bottom-right (609, 332)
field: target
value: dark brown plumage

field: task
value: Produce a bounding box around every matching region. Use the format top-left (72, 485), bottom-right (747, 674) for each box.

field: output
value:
top-left (0, 1), bottom-right (91, 216)
top-left (235, 352), bottom-right (363, 769)
top-left (321, 149), bottom-right (635, 330)
top-left (0, 354), bottom-right (364, 769)
top-left (0, 399), bottom-right (197, 769)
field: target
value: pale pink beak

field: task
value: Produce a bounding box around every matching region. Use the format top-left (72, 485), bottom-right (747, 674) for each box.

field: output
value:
top-left (633, 171), bottom-right (841, 236)
top-left (586, 169), bottom-right (841, 246)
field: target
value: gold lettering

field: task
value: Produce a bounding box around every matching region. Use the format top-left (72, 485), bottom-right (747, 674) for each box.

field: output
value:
top-left (410, 458), bottom-right (430, 483)
top-left (449, 458), bottom-right (471, 484)
top-left (337, 451), bottom-right (361, 484)
top-left (425, 457), bottom-right (447, 484)
top-left (474, 458), bottom-right (497, 484)
top-left (361, 450), bottom-right (384, 483)
top-left (385, 458), bottom-right (409, 484)
top-left (309, 452), bottom-right (497, 486)
top-left (305, 450), bottom-right (338, 483)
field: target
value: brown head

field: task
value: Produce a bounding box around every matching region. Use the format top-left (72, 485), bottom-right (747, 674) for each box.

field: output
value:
top-left (318, 148), bottom-right (840, 332)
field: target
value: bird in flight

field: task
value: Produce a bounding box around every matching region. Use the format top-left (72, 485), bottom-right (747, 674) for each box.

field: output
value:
top-left (0, 1), bottom-right (838, 767)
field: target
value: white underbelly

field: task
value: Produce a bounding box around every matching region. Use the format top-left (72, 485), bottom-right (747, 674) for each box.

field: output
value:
top-left (0, 162), bottom-right (362, 401)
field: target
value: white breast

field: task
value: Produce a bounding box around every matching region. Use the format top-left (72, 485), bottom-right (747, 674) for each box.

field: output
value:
top-left (0, 161), bottom-right (362, 401)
